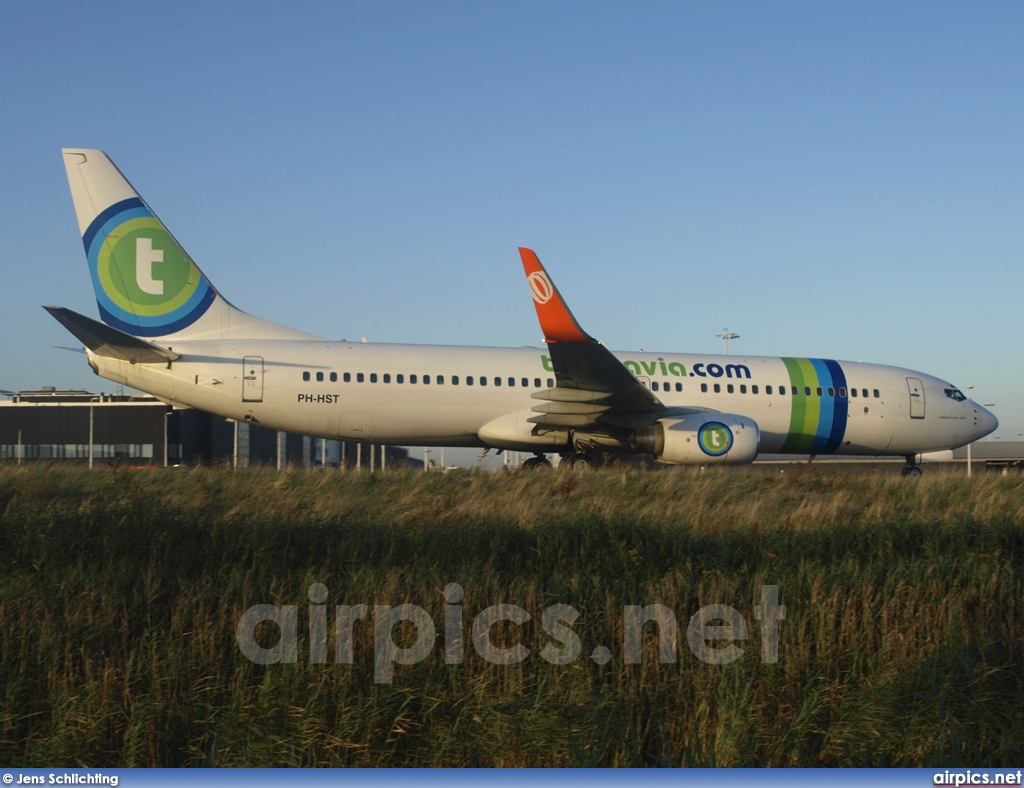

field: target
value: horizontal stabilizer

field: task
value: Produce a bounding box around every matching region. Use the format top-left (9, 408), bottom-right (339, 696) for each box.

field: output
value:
top-left (44, 306), bottom-right (180, 364)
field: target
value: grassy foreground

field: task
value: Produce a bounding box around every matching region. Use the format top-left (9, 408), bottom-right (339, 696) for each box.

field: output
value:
top-left (0, 463), bottom-right (1022, 767)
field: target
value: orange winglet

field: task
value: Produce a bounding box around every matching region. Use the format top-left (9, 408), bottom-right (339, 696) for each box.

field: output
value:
top-left (519, 248), bottom-right (593, 344)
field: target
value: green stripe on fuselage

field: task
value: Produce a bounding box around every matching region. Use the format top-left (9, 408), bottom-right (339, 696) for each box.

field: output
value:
top-left (781, 357), bottom-right (821, 452)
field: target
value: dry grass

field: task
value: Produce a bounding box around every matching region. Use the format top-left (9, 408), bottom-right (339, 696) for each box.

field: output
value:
top-left (0, 463), bottom-right (1022, 766)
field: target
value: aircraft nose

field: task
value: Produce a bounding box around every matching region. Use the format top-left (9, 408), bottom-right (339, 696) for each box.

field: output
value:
top-left (972, 403), bottom-right (998, 440)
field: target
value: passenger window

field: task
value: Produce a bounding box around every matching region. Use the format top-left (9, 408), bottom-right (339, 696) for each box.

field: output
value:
top-left (652, 381), bottom-right (659, 392)
top-left (751, 385), bottom-right (758, 394)
top-left (383, 374), bottom-right (391, 384)
top-left (521, 378), bottom-right (528, 387)
top-left (494, 377), bottom-right (500, 386)
top-left (396, 374), bottom-right (404, 384)
top-left (302, 371), bottom-right (310, 382)
top-left (357, 373), bottom-right (364, 383)
top-left (547, 378), bottom-right (554, 388)
top-left (452, 375), bottom-right (458, 385)
top-left (740, 385), bottom-right (747, 394)
top-left (804, 386), bottom-right (811, 396)
top-left (436, 375), bottom-right (443, 384)
top-left (873, 389), bottom-right (880, 398)
top-left (727, 384), bottom-right (734, 394)
top-left (421, 375), bottom-right (427, 384)
top-left (701, 383), bottom-right (708, 393)
top-left (410, 374), bottom-right (417, 384)
top-left (509, 377), bottom-right (515, 387)
top-left (851, 388), bottom-right (858, 397)
top-left (479, 376), bottom-right (486, 386)
top-left (713, 383), bottom-right (721, 393)
top-left (343, 372), bottom-right (351, 383)
top-left (534, 378), bottom-right (541, 388)
top-left (370, 373), bottom-right (378, 383)
top-left (316, 372), bottom-right (324, 382)
top-left (827, 387), bottom-right (834, 397)
top-left (675, 383), bottom-right (682, 392)
top-left (862, 389), bottom-right (869, 398)
top-left (330, 372), bottom-right (337, 382)
top-left (467, 376), bottom-right (474, 386)
top-left (766, 385), bottom-right (772, 395)
top-left (838, 387), bottom-right (846, 398)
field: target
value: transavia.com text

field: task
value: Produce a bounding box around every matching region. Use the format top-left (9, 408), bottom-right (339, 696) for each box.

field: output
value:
top-left (236, 583), bottom-right (785, 683)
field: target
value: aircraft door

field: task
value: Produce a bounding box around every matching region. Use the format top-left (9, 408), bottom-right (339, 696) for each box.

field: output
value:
top-left (243, 356), bottom-right (264, 402)
top-left (907, 377), bottom-right (925, 419)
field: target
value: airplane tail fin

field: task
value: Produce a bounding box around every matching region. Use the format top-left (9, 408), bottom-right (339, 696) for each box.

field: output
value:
top-left (61, 149), bottom-right (318, 341)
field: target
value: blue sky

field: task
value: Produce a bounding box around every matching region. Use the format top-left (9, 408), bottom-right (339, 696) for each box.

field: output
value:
top-left (2, 1), bottom-right (1022, 445)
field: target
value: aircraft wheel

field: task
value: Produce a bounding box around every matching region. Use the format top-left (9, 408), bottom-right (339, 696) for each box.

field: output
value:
top-left (522, 455), bottom-right (552, 471)
top-left (563, 453), bottom-right (593, 470)
top-left (901, 465), bottom-right (922, 478)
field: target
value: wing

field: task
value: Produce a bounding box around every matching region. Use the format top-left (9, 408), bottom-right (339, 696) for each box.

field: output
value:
top-left (519, 248), bottom-right (664, 428)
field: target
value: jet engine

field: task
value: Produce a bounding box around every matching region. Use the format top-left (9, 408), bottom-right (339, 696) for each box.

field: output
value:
top-left (632, 413), bottom-right (759, 465)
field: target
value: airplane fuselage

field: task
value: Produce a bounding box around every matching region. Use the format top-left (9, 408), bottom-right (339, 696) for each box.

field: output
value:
top-left (88, 340), bottom-right (993, 457)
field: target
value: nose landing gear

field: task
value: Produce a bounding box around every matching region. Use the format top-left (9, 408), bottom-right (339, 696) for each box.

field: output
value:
top-left (901, 455), bottom-right (922, 477)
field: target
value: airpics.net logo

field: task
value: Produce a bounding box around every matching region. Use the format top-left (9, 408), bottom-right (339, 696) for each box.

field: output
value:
top-left (235, 583), bottom-right (785, 684)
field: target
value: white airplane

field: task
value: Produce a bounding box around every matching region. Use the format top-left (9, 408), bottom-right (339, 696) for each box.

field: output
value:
top-left (48, 149), bottom-right (997, 475)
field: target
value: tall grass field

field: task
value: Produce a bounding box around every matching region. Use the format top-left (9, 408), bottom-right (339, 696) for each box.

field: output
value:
top-left (1, 464), bottom-right (1021, 766)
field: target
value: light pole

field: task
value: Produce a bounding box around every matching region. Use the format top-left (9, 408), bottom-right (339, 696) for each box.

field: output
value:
top-left (423, 448), bottom-right (430, 472)
top-left (967, 386), bottom-right (973, 478)
top-left (716, 329), bottom-right (739, 355)
top-left (88, 395), bottom-right (100, 470)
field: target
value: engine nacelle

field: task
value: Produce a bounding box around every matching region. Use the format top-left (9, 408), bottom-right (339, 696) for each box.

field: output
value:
top-left (634, 413), bottom-right (759, 465)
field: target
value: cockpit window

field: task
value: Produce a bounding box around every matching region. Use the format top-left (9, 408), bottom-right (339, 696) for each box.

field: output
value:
top-left (944, 388), bottom-right (967, 402)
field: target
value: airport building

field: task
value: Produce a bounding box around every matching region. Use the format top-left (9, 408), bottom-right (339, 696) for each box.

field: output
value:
top-left (0, 388), bottom-right (413, 468)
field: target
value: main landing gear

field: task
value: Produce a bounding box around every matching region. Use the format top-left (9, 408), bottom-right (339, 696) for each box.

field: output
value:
top-left (901, 455), bottom-right (923, 477)
top-left (521, 454), bottom-right (553, 471)
top-left (561, 453), bottom-right (594, 470)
